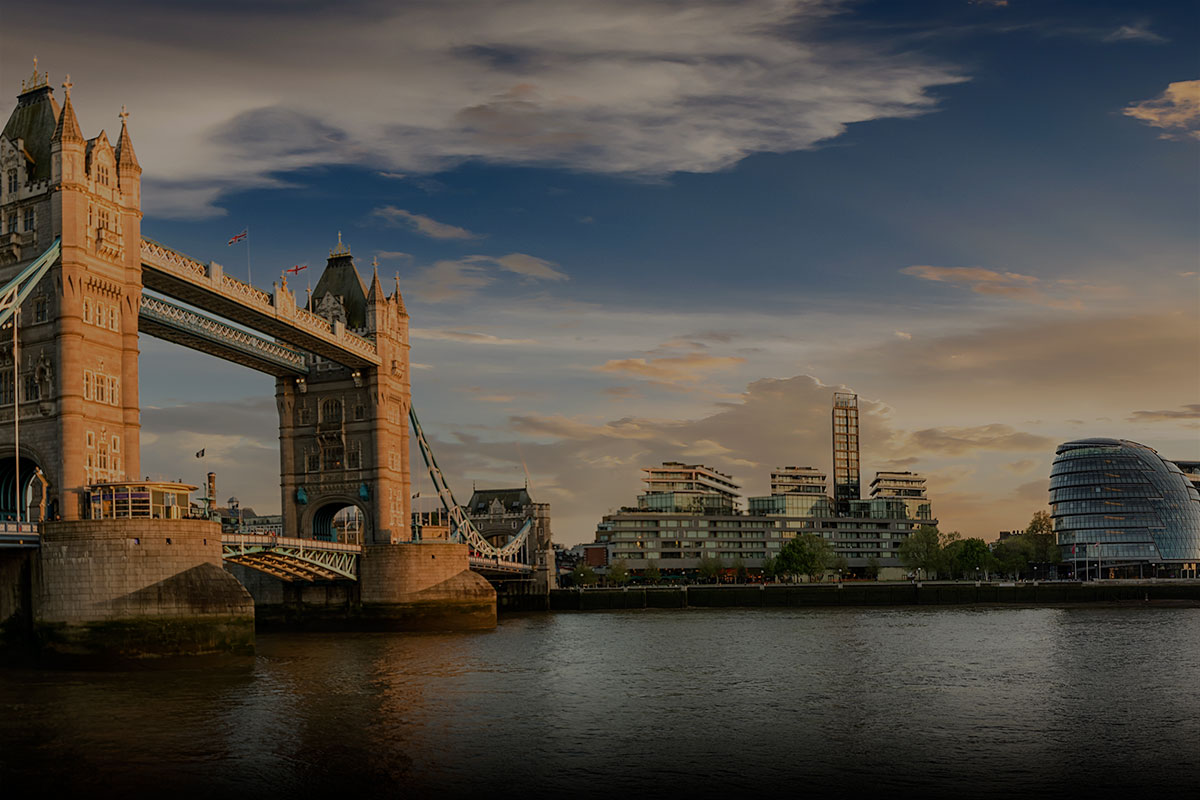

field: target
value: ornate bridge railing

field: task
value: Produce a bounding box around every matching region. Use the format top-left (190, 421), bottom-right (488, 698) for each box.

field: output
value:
top-left (221, 534), bottom-right (360, 582)
top-left (140, 238), bottom-right (380, 368)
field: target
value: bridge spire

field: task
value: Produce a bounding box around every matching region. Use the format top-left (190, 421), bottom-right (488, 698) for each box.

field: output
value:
top-left (51, 76), bottom-right (84, 144)
top-left (115, 104), bottom-right (140, 172)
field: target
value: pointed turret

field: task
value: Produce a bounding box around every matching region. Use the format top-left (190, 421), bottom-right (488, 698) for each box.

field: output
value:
top-left (309, 232), bottom-right (368, 329)
top-left (115, 106), bottom-right (140, 172)
top-left (50, 77), bottom-right (83, 145)
top-left (391, 273), bottom-right (408, 316)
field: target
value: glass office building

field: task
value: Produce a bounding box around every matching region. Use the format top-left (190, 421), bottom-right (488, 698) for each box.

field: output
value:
top-left (1050, 438), bottom-right (1200, 577)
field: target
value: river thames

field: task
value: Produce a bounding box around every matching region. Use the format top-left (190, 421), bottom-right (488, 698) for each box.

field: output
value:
top-left (2, 606), bottom-right (1197, 798)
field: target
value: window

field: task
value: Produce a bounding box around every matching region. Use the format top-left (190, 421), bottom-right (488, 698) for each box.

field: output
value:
top-left (111, 436), bottom-right (119, 453)
top-left (321, 399), bottom-right (342, 423)
top-left (108, 377), bottom-right (119, 405)
top-left (109, 308), bottom-right (118, 330)
top-left (95, 376), bottom-right (106, 404)
top-left (83, 370), bottom-right (94, 400)
top-left (323, 446), bottom-right (344, 470)
top-left (86, 431), bottom-right (95, 448)
top-left (5, 214), bottom-right (15, 234)
top-left (97, 165), bottom-right (110, 186)
top-left (34, 297), bottom-right (47, 322)
top-left (83, 299), bottom-right (92, 324)
top-left (6, 170), bottom-right (16, 194)
top-left (23, 373), bottom-right (38, 402)
top-left (299, 405), bottom-right (312, 425)
top-left (306, 453), bottom-right (320, 471)
top-left (22, 208), bottom-right (34, 232)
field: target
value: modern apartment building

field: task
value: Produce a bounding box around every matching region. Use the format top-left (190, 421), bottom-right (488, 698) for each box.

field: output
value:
top-left (869, 471), bottom-right (933, 521)
top-left (637, 462), bottom-right (741, 514)
top-left (832, 392), bottom-right (861, 513)
top-left (589, 393), bottom-right (936, 578)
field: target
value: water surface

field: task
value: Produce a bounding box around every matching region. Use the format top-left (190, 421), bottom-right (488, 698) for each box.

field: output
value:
top-left (2, 607), bottom-right (1196, 798)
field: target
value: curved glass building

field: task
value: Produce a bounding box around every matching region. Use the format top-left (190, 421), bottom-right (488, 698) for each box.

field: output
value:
top-left (1050, 438), bottom-right (1200, 577)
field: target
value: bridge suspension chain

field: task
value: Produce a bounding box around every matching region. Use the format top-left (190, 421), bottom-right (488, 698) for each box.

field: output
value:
top-left (409, 405), bottom-right (532, 559)
top-left (0, 238), bottom-right (61, 327)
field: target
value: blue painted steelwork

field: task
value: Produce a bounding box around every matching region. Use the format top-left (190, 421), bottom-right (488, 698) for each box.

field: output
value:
top-left (409, 405), bottom-right (532, 568)
top-left (0, 238), bottom-right (60, 328)
top-left (138, 295), bottom-right (310, 376)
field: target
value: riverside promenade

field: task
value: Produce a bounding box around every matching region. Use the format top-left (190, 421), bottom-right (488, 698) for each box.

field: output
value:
top-left (548, 580), bottom-right (1200, 611)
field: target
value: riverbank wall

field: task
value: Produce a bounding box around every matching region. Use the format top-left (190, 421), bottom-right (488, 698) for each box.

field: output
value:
top-left (548, 581), bottom-right (1200, 611)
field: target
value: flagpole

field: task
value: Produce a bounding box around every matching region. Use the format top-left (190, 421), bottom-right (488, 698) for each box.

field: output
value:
top-left (246, 225), bottom-right (252, 286)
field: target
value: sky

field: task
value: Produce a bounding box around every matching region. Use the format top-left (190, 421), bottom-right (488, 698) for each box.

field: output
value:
top-left (3, 0), bottom-right (1197, 543)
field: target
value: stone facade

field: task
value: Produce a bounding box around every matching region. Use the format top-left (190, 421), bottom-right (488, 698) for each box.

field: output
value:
top-left (277, 244), bottom-right (412, 544)
top-left (466, 487), bottom-right (557, 591)
top-left (1, 69), bottom-right (142, 520)
top-left (33, 518), bottom-right (254, 656)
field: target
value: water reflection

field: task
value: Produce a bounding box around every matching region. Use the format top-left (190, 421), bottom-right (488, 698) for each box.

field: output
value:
top-left (2, 607), bottom-right (1197, 798)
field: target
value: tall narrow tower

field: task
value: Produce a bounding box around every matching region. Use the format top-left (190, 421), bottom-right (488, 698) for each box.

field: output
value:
top-left (276, 242), bottom-right (411, 543)
top-left (832, 392), bottom-right (859, 513)
top-left (0, 69), bottom-right (143, 519)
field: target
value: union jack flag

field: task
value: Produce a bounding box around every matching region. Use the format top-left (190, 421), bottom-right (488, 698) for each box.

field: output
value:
top-left (227, 229), bottom-right (248, 245)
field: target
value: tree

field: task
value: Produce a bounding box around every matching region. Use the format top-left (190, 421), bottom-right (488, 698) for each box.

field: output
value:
top-left (899, 525), bottom-right (944, 580)
top-left (776, 533), bottom-right (832, 583)
top-left (950, 538), bottom-right (996, 580)
top-left (1025, 510), bottom-right (1059, 564)
top-left (734, 557), bottom-right (749, 584)
top-left (643, 562), bottom-right (661, 585)
top-left (571, 564), bottom-right (598, 587)
top-left (993, 536), bottom-right (1032, 579)
top-left (866, 556), bottom-right (881, 581)
top-left (608, 559), bottom-right (630, 586)
top-left (832, 553), bottom-right (849, 580)
top-left (762, 556), bottom-right (778, 582)
top-left (698, 555), bottom-right (724, 583)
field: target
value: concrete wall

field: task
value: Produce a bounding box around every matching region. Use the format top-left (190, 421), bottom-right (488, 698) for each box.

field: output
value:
top-left (33, 519), bottom-right (254, 657)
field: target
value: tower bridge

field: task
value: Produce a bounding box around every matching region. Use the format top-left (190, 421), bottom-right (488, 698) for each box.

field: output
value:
top-left (0, 66), bottom-right (548, 655)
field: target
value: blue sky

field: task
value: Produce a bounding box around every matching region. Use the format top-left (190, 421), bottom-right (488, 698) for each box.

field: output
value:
top-left (5, 0), bottom-right (1197, 541)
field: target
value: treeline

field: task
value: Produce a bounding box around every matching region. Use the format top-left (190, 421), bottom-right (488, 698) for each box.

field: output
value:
top-left (898, 511), bottom-right (1058, 580)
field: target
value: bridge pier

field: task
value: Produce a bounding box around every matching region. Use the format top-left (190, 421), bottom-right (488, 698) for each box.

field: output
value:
top-left (29, 519), bottom-right (254, 658)
top-left (227, 541), bottom-right (495, 630)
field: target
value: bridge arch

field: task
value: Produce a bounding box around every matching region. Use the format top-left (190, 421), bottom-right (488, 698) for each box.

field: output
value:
top-left (0, 448), bottom-right (48, 522)
top-left (305, 496), bottom-right (370, 544)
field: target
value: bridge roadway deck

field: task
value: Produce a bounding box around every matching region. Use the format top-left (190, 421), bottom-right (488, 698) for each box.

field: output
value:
top-left (141, 238), bottom-right (380, 369)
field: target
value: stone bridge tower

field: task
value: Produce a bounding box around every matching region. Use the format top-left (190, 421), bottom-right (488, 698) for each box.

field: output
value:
top-left (0, 69), bottom-right (142, 519)
top-left (276, 238), bottom-right (411, 544)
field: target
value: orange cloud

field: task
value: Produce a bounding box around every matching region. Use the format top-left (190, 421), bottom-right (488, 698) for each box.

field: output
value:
top-left (900, 265), bottom-right (1080, 309)
top-left (595, 352), bottom-right (746, 384)
top-left (1124, 80), bottom-right (1200, 141)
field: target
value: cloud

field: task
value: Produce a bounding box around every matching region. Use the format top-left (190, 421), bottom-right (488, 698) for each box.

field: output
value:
top-left (894, 331), bottom-right (912, 340)
top-left (1123, 81), bottom-right (1200, 141)
top-left (595, 352), bottom-right (746, 384)
top-left (370, 206), bottom-right (480, 239)
top-left (485, 253), bottom-right (568, 281)
top-left (1002, 458), bottom-right (1039, 475)
top-left (405, 252), bottom-right (567, 302)
top-left (906, 424), bottom-right (1054, 455)
top-left (410, 328), bottom-right (536, 345)
top-left (1127, 404), bottom-right (1200, 423)
top-left (900, 264), bottom-right (1079, 308)
top-left (11, 1), bottom-right (965, 218)
top-left (377, 171), bottom-right (406, 179)
top-left (406, 259), bottom-right (494, 302)
top-left (375, 250), bottom-right (413, 262)
top-left (602, 386), bottom-right (641, 400)
top-left (1103, 24), bottom-right (1166, 44)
